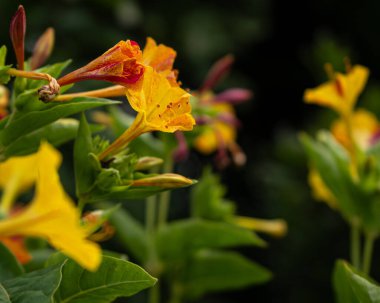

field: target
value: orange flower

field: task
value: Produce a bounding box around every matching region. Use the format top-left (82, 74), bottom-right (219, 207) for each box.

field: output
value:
top-left (57, 40), bottom-right (144, 86)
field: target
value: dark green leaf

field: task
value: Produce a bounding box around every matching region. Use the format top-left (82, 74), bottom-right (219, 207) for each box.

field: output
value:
top-left (183, 250), bottom-right (272, 299)
top-left (74, 114), bottom-right (98, 197)
top-left (0, 243), bottom-right (24, 282)
top-left (0, 263), bottom-right (63, 303)
top-left (156, 219), bottom-right (266, 261)
top-left (0, 118), bottom-right (103, 160)
top-left (47, 254), bottom-right (156, 303)
top-left (0, 95), bottom-right (120, 147)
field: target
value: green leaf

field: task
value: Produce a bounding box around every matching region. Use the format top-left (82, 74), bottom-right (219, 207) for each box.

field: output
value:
top-left (74, 114), bottom-right (98, 197)
top-left (0, 66), bottom-right (11, 85)
top-left (191, 167), bottom-right (235, 221)
top-left (333, 260), bottom-right (380, 303)
top-left (0, 118), bottom-right (103, 160)
top-left (183, 250), bottom-right (272, 299)
top-left (300, 132), bottom-right (367, 220)
top-left (0, 95), bottom-right (120, 148)
top-left (156, 219), bottom-right (266, 261)
top-left (0, 243), bottom-right (24, 282)
top-left (104, 204), bottom-right (148, 263)
top-left (47, 254), bottom-right (156, 303)
top-left (0, 263), bottom-right (63, 303)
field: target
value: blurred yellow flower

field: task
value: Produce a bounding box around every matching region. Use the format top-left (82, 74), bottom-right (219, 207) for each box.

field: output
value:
top-left (304, 65), bottom-right (369, 116)
top-left (331, 109), bottom-right (380, 151)
top-left (99, 66), bottom-right (195, 160)
top-left (0, 142), bottom-right (101, 271)
top-left (194, 104), bottom-right (236, 154)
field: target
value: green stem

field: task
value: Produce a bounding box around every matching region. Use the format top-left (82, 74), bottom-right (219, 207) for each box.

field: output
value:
top-left (362, 232), bottom-right (376, 275)
top-left (145, 185), bottom-right (160, 303)
top-left (158, 155), bottom-right (174, 228)
top-left (350, 221), bottom-right (361, 270)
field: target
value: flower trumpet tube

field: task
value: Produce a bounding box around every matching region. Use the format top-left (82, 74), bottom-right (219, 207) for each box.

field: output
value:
top-left (235, 216), bottom-right (288, 238)
top-left (98, 66), bottom-right (195, 160)
top-left (0, 142), bottom-right (101, 271)
top-left (57, 40), bottom-right (144, 87)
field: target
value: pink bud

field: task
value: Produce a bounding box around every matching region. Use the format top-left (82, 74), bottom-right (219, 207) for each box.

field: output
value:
top-left (214, 88), bottom-right (253, 104)
top-left (200, 54), bottom-right (234, 92)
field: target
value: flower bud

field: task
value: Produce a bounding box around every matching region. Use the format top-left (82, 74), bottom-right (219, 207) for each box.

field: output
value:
top-left (235, 216), bottom-right (287, 238)
top-left (131, 173), bottom-right (195, 189)
top-left (30, 27), bottom-right (55, 70)
top-left (134, 157), bottom-right (163, 171)
top-left (214, 88), bottom-right (253, 104)
top-left (9, 5), bottom-right (26, 70)
top-left (200, 54), bottom-right (234, 92)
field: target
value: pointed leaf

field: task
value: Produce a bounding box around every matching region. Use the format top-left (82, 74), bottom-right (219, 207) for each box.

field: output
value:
top-left (0, 243), bottom-right (24, 282)
top-left (47, 254), bottom-right (156, 303)
top-left (156, 218), bottom-right (266, 261)
top-left (0, 118), bottom-right (103, 160)
top-left (0, 263), bottom-right (63, 303)
top-left (334, 260), bottom-right (380, 303)
top-left (183, 250), bottom-right (272, 299)
top-left (0, 95), bottom-right (120, 147)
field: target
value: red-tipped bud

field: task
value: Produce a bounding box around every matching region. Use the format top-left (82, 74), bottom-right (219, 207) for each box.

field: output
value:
top-left (9, 5), bottom-right (26, 70)
top-left (200, 54), bottom-right (234, 92)
top-left (214, 88), bottom-right (253, 104)
top-left (57, 40), bottom-right (144, 87)
top-left (30, 27), bottom-right (55, 70)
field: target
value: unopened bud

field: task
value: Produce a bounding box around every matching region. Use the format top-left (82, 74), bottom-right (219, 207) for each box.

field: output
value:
top-left (9, 5), bottom-right (26, 70)
top-left (134, 157), bottom-right (163, 171)
top-left (200, 54), bottom-right (234, 92)
top-left (0, 85), bottom-right (9, 108)
top-left (131, 173), bottom-right (195, 189)
top-left (214, 88), bottom-right (253, 104)
top-left (30, 27), bottom-right (55, 70)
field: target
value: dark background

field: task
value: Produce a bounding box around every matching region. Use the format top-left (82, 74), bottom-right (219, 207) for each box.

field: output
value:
top-left (2, 0), bottom-right (380, 302)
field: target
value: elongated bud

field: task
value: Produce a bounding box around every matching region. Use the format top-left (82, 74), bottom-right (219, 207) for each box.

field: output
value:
top-left (200, 54), bottom-right (234, 92)
top-left (10, 5), bottom-right (26, 70)
top-left (235, 216), bottom-right (287, 238)
top-left (134, 157), bottom-right (163, 171)
top-left (131, 173), bottom-right (195, 189)
top-left (57, 40), bottom-right (144, 87)
top-left (30, 27), bottom-right (55, 70)
top-left (214, 88), bottom-right (253, 104)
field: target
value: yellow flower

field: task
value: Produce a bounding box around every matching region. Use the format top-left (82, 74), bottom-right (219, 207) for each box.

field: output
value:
top-left (308, 168), bottom-right (338, 209)
top-left (98, 66), bottom-right (195, 160)
top-left (0, 142), bottom-right (101, 271)
top-left (142, 37), bottom-right (178, 86)
top-left (304, 65), bottom-right (369, 116)
top-left (331, 109), bottom-right (379, 151)
top-left (194, 104), bottom-right (236, 154)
